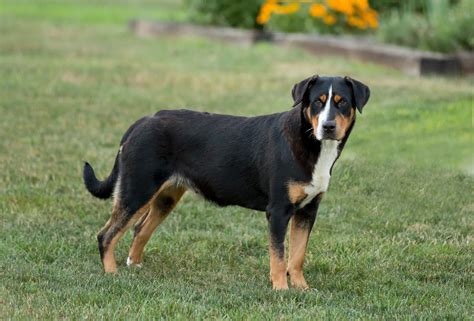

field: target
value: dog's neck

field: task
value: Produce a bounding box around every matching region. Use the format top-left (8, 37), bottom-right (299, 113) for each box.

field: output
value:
top-left (283, 107), bottom-right (321, 177)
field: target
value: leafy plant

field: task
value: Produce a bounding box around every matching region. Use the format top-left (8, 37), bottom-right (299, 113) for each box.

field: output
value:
top-left (185, 0), bottom-right (264, 29)
top-left (257, 0), bottom-right (378, 34)
top-left (184, 0), bottom-right (472, 52)
top-left (377, 0), bottom-right (474, 52)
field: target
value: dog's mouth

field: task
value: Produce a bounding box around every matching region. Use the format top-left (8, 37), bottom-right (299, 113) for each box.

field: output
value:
top-left (320, 134), bottom-right (338, 141)
top-left (314, 130), bottom-right (339, 141)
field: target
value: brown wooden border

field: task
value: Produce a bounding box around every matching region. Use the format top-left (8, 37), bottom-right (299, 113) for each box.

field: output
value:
top-left (130, 20), bottom-right (473, 76)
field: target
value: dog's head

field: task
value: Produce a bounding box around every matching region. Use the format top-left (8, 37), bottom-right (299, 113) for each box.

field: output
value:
top-left (292, 75), bottom-right (370, 141)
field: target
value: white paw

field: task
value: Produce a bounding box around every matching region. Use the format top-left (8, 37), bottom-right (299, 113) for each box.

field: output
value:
top-left (126, 257), bottom-right (142, 268)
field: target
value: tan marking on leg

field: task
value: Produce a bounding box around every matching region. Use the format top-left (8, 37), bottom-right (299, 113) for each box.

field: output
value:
top-left (335, 108), bottom-right (354, 140)
top-left (288, 182), bottom-right (307, 205)
top-left (127, 208), bottom-right (166, 266)
top-left (288, 217), bottom-right (311, 289)
top-left (127, 209), bottom-right (150, 266)
top-left (100, 181), bottom-right (180, 273)
top-left (98, 218), bottom-right (112, 237)
top-left (269, 242), bottom-right (288, 290)
top-left (134, 209), bottom-right (150, 236)
top-left (102, 230), bottom-right (124, 273)
top-left (128, 186), bottom-right (186, 265)
top-left (101, 205), bottom-right (147, 273)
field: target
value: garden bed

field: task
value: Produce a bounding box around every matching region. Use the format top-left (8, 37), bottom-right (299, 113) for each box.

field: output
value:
top-left (130, 20), bottom-right (473, 76)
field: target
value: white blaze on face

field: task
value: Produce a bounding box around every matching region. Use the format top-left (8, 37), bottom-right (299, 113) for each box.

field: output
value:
top-left (316, 85), bottom-right (333, 140)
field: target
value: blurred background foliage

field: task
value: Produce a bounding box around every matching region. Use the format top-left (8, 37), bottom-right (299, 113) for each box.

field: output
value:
top-left (376, 0), bottom-right (474, 52)
top-left (185, 0), bottom-right (264, 29)
top-left (185, 0), bottom-right (474, 53)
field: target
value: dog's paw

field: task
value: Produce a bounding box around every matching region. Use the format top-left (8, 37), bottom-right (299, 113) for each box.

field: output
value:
top-left (272, 279), bottom-right (289, 290)
top-left (126, 257), bottom-right (142, 268)
top-left (272, 284), bottom-right (289, 290)
top-left (291, 282), bottom-right (310, 290)
top-left (290, 278), bottom-right (309, 290)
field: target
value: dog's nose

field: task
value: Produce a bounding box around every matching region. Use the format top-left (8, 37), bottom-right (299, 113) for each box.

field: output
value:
top-left (322, 120), bottom-right (336, 132)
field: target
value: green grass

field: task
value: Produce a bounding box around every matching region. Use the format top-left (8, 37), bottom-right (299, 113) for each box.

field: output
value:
top-left (0, 0), bottom-right (187, 25)
top-left (1, 1), bottom-right (473, 319)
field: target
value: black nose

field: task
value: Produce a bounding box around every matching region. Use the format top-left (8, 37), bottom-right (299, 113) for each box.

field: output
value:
top-left (322, 120), bottom-right (336, 132)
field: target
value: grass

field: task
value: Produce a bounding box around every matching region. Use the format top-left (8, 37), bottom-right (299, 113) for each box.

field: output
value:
top-left (0, 0), bottom-right (188, 25)
top-left (1, 1), bottom-right (473, 319)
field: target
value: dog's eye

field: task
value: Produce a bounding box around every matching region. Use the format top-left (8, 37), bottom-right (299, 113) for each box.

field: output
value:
top-left (338, 100), bottom-right (348, 108)
top-left (314, 100), bottom-right (323, 109)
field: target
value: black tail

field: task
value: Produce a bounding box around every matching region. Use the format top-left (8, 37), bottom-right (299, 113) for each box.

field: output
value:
top-left (83, 115), bottom-right (149, 199)
top-left (83, 153), bottom-right (120, 200)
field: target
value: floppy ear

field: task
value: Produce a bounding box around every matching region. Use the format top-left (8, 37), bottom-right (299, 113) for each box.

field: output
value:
top-left (291, 75), bottom-right (319, 107)
top-left (344, 76), bottom-right (370, 113)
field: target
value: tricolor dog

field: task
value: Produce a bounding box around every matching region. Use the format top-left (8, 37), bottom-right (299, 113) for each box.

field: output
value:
top-left (83, 75), bottom-right (370, 290)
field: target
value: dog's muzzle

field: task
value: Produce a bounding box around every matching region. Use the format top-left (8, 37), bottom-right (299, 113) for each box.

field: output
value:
top-left (320, 120), bottom-right (337, 140)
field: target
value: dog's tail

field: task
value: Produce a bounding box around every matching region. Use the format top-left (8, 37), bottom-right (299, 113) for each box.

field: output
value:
top-left (83, 116), bottom-right (150, 200)
top-left (83, 152), bottom-right (120, 200)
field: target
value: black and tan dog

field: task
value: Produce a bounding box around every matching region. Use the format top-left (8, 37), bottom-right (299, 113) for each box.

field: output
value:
top-left (83, 75), bottom-right (370, 290)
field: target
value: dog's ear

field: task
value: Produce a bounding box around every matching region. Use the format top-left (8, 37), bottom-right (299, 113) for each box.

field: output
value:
top-left (291, 75), bottom-right (319, 107)
top-left (344, 76), bottom-right (370, 113)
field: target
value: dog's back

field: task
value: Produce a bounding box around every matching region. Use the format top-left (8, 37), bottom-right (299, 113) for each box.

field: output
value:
top-left (122, 109), bottom-right (290, 210)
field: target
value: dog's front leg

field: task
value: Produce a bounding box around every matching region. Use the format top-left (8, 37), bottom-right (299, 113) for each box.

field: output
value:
top-left (266, 204), bottom-right (293, 290)
top-left (287, 202), bottom-right (319, 290)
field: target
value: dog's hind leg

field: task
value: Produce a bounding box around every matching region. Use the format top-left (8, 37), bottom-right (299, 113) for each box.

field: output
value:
top-left (127, 185), bottom-right (186, 267)
top-left (97, 200), bottom-right (149, 273)
top-left (97, 174), bottom-right (168, 273)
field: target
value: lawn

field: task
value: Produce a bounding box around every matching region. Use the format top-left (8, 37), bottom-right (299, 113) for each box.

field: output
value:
top-left (1, 1), bottom-right (473, 319)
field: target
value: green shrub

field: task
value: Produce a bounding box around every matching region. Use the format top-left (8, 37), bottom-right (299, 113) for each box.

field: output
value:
top-left (184, 0), bottom-right (472, 53)
top-left (264, 11), bottom-right (356, 35)
top-left (370, 0), bottom-right (459, 13)
top-left (449, 0), bottom-right (474, 50)
top-left (371, 0), bottom-right (426, 13)
top-left (256, 1), bottom-right (378, 35)
top-left (185, 0), bottom-right (263, 29)
top-left (264, 9), bottom-right (321, 34)
top-left (377, 0), bottom-right (474, 52)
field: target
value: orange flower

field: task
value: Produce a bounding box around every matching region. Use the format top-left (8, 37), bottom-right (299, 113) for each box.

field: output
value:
top-left (347, 16), bottom-right (367, 29)
top-left (256, 1), bottom-right (300, 25)
top-left (323, 14), bottom-right (337, 25)
top-left (256, 0), bottom-right (378, 29)
top-left (273, 2), bottom-right (300, 15)
top-left (309, 3), bottom-right (327, 18)
top-left (327, 0), bottom-right (354, 16)
top-left (256, 11), bottom-right (271, 24)
top-left (256, 3), bottom-right (274, 24)
top-left (363, 9), bottom-right (379, 29)
top-left (353, 0), bottom-right (369, 10)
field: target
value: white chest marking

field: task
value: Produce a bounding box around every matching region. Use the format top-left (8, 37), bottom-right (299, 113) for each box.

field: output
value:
top-left (300, 140), bottom-right (339, 208)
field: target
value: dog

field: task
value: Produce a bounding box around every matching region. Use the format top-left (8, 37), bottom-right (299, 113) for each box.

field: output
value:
top-left (83, 75), bottom-right (370, 290)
